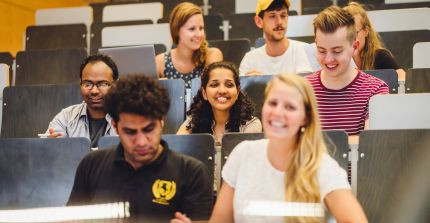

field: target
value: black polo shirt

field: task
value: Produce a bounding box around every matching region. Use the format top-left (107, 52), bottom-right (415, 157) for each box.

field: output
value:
top-left (67, 140), bottom-right (213, 222)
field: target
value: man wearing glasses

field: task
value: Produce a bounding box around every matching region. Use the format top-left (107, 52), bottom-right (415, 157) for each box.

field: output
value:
top-left (45, 54), bottom-right (118, 147)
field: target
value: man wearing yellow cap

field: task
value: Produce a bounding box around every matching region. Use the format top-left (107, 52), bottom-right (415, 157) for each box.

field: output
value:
top-left (239, 0), bottom-right (312, 76)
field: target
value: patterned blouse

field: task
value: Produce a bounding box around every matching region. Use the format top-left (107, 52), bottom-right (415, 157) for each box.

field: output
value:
top-left (163, 51), bottom-right (204, 89)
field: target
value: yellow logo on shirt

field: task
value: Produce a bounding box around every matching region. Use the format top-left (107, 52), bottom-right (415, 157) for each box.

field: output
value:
top-left (152, 179), bottom-right (176, 205)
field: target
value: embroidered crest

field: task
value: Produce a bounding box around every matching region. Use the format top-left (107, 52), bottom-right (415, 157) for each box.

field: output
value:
top-left (152, 179), bottom-right (176, 205)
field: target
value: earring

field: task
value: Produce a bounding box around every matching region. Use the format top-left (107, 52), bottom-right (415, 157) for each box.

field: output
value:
top-left (300, 126), bottom-right (306, 133)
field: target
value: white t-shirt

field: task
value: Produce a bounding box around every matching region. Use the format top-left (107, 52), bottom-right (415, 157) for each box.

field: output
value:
top-left (222, 139), bottom-right (350, 223)
top-left (239, 39), bottom-right (313, 76)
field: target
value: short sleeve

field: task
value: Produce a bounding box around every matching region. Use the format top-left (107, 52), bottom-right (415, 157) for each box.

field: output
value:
top-left (318, 154), bottom-right (351, 200)
top-left (239, 52), bottom-right (252, 76)
top-left (295, 43), bottom-right (313, 74)
top-left (221, 141), bottom-right (248, 188)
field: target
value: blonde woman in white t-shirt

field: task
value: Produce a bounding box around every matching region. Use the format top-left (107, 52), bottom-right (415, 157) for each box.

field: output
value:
top-left (171, 74), bottom-right (367, 223)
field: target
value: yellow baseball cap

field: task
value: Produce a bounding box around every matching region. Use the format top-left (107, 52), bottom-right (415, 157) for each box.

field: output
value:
top-left (256, 0), bottom-right (291, 16)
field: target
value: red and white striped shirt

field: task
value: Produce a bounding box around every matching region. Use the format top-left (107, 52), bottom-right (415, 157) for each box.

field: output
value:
top-left (306, 70), bottom-right (389, 135)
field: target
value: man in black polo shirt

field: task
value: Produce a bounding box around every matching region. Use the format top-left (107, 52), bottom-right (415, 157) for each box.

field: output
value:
top-left (67, 74), bottom-right (213, 222)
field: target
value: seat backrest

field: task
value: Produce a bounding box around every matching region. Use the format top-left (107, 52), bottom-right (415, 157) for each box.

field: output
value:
top-left (159, 79), bottom-right (186, 134)
top-left (102, 2), bottom-right (163, 24)
top-left (15, 48), bottom-right (87, 86)
top-left (36, 6), bottom-right (93, 28)
top-left (225, 13), bottom-right (262, 45)
top-left (1, 84), bottom-right (83, 138)
top-left (239, 75), bottom-right (274, 120)
top-left (208, 39), bottom-right (251, 68)
top-left (26, 24), bottom-right (87, 51)
top-left (405, 68), bottom-right (430, 93)
top-left (413, 42), bottom-right (430, 69)
top-left (102, 23), bottom-right (171, 50)
top-left (90, 20), bottom-right (153, 54)
top-left (0, 52), bottom-right (13, 82)
top-left (379, 30), bottom-right (430, 69)
top-left (364, 69), bottom-right (399, 94)
top-left (98, 134), bottom-right (215, 186)
top-left (204, 14), bottom-right (224, 41)
top-left (0, 137), bottom-right (91, 209)
top-left (0, 64), bottom-right (9, 96)
top-left (357, 129), bottom-right (430, 223)
top-left (221, 131), bottom-right (349, 170)
top-left (369, 93), bottom-right (430, 129)
top-left (0, 64), bottom-right (9, 134)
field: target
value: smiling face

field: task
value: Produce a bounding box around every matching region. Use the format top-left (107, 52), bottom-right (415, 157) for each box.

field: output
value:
top-left (202, 67), bottom-right (239, 113)
top-left (80, 61), bottom-right (114, 111)
top-left (113, 113), bottom-right (164, 170)
top-left (256, 8), bottom-right (288, 42)
top-left (262, 81), bottom-right (307, 140)
top-left (178, 14), bottom-right (205, 50)
top-left (315, 26), bottom-right (358, 78)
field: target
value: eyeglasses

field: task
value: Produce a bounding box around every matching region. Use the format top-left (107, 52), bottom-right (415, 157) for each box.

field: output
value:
top-left (356, 27), bottom-right (365, 34)
top-left (80, 81), bottom-right (112, 90)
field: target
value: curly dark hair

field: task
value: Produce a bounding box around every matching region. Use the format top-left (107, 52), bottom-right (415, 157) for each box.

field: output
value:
top-left (80, 54), bottom-right (119, 80)
top-left (186, 61), bottom-right (255, 133)
top-left (104, 74), bottom-right (170, 122)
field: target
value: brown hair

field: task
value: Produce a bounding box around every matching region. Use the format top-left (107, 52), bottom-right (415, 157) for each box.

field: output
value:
top-left (313, 5), bottom-right (356, 44)
top-left (344, 2), bottom-right (387, 70)
top-left (169, 2), bottom-right (208, 66)
top-left (265, 74), bottom-right (326, 223)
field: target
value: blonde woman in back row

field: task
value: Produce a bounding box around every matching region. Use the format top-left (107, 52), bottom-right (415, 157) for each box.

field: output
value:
top-left (344, 2), bottom-right (406, 81)
top-left (172, 74), bottom-right (367, 223)
top-left (156, 2), bottom-right (223, 89)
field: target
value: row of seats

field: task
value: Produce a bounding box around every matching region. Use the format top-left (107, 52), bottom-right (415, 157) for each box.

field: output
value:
top-left (1, 129), bottom-right (429, 223)
top-left (1, 72), bottom-right (430, 138)
top-left (0, 79), bottom-right (185, 138)
top-left (27, 4), bottom-right (430, 69)
top-left (1, 43), bottom-right (428, 88)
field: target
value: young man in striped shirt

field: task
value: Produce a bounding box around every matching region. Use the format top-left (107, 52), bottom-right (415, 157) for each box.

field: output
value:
top-left (306, 6), bottom-right (389, 143)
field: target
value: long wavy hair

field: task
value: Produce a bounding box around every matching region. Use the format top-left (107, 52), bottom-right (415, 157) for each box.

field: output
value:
top-left (264, 74), bottom-right (327, 223)
top-left (344, 2), bottom-right (388, 70)
top-left (186, 61), bottom-right (255, 133)
top-left (169, 2), bottom-right (208, 67)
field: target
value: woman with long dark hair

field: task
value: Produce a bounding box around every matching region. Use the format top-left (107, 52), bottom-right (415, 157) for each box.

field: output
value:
top-left (177, 61), bottom-right (261, 144)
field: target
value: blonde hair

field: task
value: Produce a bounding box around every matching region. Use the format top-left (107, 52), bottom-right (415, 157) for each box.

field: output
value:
top-left (313, 5), bottom-right (356, 44)
top-left (265, 74), bottom-right (327, 223)
top-left (169, 2), bottom-right (208, 66)
top-left (344, 2), bottom-right (386, 70)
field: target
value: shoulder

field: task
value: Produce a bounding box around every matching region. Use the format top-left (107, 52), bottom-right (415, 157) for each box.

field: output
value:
top-left (205, 47), bottom-right (223, 65)
top-left (358, 71), bottom-right (389, 91)
top-left (374, 48), bottom-right (400, 70)
top-left (78, 146), bottom-right (116, 170)
top-left (318, 153), bottom-right (350, 199)
top-left (240, 117), bottom-right (263, 133)
top-left (375, 48), bottom-right (392, 58)
top-left (245, 46), bottom-right (265, 58)
top-left (305, 71), bottom-right (321, 83)
top-left (230, 139), bottom-right (267, 158)
top-left (288, 39), bottom-right (310, 48)
top-left (155, 52), bottom-right (166, 63)
top-left (55, 103), bottom-right (85, 119)
top-left (156, 52), bottom-right (166, 78)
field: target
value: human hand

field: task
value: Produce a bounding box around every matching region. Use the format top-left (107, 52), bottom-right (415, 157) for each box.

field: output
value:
top-left (245, 70), bottom-right (263, 76)
top-left (48, 128), bottom-right (63, 138)
top-left (170, 212), bottom-right (192, 223)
